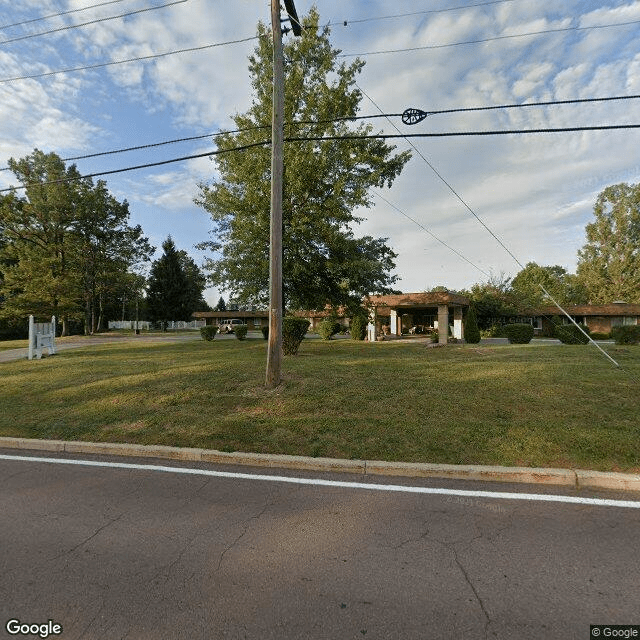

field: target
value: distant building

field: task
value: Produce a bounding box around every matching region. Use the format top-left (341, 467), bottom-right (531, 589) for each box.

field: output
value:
top-left (514, 302), bottom-right (640, 336)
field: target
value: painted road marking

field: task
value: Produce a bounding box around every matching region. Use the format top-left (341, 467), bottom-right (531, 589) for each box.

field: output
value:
top-left (1, 454), bottom-right (640, 509)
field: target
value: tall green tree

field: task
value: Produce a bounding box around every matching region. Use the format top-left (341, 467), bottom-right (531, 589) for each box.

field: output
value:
top-left (0, 152), bottom-right (83, 334)
top-left (146, 237), bottom-right (207, 327)
top-left (195, 7), bottom-right (411, 311)
top-left (577, 183), bottom-right (640, 303)
top-left (0, 150), bottom-right (153, 335)
top-left (510, 262), bottom-right (587, 308)
top-left (176, 249), bottom-right (210, 312)
top-left (214, 296), bottom-right (227, 311)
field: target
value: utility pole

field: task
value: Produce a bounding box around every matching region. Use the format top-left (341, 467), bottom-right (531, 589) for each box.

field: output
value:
top-left (266, 0), bottom-right (300, 388)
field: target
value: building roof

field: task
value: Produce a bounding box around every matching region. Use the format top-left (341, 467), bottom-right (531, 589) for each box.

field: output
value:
top-left (366, 291), bottom-right (470, 308)
top-left (520, 303), bottom-right (640, 317)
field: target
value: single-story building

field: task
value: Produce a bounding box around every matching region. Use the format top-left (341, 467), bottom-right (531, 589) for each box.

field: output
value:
top-left (192, 310), bottom-right (269, 329)
top-left (514, 302), bottom-right (640, 336)
top-left (366, 291), bottom-right (470, 344)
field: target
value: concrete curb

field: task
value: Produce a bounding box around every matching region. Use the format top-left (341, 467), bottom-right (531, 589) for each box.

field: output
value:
top-left (2, 437), bottom-right (640, 492)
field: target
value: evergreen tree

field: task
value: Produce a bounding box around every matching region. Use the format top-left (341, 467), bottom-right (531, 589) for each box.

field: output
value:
top-left (463, 305), bottom-right (481, 344)
top-left (146, 237), bottom-right (202, 328)
top-left (195, 7), bottom-right (411, 311)
top-left (214, 296), bottom-right (227, 311)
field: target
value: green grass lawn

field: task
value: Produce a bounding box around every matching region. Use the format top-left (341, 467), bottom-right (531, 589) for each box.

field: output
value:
top-left (1, 338), bottom-right (638, 472)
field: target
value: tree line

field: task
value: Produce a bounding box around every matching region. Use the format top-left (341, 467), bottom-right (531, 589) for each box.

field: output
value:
top-left (0, 150), bottom-right (209, 337)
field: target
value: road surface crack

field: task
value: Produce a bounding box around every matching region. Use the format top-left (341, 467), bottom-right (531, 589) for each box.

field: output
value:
top-left (49, 513), bottom-right (124, 561)
top-left (215, 499), bottom-right (272, 573)
top-left (436, 538), bottom-right (491, 639)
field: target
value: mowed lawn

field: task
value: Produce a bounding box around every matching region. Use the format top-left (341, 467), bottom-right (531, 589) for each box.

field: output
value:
top-left (1, 337), bottom-right (638, 472)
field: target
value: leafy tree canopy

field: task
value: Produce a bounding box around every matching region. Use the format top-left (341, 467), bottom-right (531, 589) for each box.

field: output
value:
top-left (510, 262), bottom-right (587, 308)
top-left (0, 150), bottom-right (153, 334)
top-left (195, 7), bottom-right (411, 311)
top-left (577, 183), bottom-right (640, 303)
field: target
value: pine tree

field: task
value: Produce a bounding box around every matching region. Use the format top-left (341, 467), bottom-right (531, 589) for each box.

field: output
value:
top-left (146, 237), bottom-right (195, 329)
top-left (463, 305), bottom-right (481, 344)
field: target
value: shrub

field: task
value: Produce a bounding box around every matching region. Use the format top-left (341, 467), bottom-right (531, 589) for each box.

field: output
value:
top-left (349, 314), bottom-right (367, 341)
top-left (555, 323), bottom-right (591, 345)
top-left (611, 325), bottom-right (640, 345)
top-left (318, 318), bottom-right (341, 340)
top-left (589, 332), bottom-right (610, 341)
top-left (234, 324), bottom-right (248, 340)
top-left (261, 326), bottom-right (269, 340)
top-left (430, 329), bottom-right (439, 343)
top-left (200, 325), bottom-right (218, 341)
top-left (283, 317), bottom-right (310, 355)
top-left (463, 306), bottom-right (481, 344)
top-left (503, 323), bottom-right (534, 344)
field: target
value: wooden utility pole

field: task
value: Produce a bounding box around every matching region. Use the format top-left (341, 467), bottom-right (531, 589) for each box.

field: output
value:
top-left (265, 0), bottom-right (301, 389)
top-left (265, 0), bottom-right (286, 388)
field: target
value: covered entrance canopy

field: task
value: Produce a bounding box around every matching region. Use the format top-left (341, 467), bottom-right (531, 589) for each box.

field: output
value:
top-left (365, 291), bottom-right (470, 344)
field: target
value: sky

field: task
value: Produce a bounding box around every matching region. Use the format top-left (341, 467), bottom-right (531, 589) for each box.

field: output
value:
top-left (1, 0), bottom-right (639, 308)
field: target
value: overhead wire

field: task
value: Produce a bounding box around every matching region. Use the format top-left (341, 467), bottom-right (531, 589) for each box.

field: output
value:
top-left (326, 0), bottom-right (521, 27)
top-left (0, 0), bottom-right (188, 46)
top-left (2, 93), bottom-right (638, 171)
top-left (0, 0), bottom-right (130, 30)
top-left (339, 18), bottom-right (640, 57)
top-left (0, 36), bottom-right (260, 83)
top-left (372, 190), bottom-right (491, 279)
top-left (355, 85), bottom-right (624, 370)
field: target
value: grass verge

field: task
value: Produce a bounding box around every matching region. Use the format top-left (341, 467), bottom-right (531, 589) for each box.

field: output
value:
top-left (1, 339), bottom-right (638, 472)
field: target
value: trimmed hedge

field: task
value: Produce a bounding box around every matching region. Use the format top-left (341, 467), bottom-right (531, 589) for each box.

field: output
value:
top-left (349, 315), bottom-right (367, 341)
top-left (234, 324), bottom-right (248, 340)
top-left (555, 323), bottom-right (591, 345)
top-left (589, 332), bottom-right (610, 341)
top-left (283, 317), bottom-right (310, 355)
top-left (318, 318), bottom-right (341, 340)
top-left (200, 325), bottom-right (218, 341)
top-left (611, 325), bottom-right (640, 345)
top-left (503, 323), bottom-right (534, 344)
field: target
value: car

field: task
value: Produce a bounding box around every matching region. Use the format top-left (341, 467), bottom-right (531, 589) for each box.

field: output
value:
top-left (218, 319), bottom-right (245, 334)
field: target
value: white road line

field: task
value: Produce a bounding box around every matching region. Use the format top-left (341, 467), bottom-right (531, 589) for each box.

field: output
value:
top-left (2, 453), bottom-right (640, 509)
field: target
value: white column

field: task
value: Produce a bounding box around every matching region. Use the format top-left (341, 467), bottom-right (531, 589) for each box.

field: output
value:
top-left (453, 307), bottom-right (463, 340)
top-left (390, 309), bottom-right (399, 335)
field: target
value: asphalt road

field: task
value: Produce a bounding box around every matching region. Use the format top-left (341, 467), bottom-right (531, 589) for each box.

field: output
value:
top-left (1, 450), bottom-right (639, 640)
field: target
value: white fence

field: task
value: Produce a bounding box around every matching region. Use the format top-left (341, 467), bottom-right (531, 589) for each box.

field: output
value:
top-left (107, 320), bottom-right (205, 330)
top-left (28, 315), bottom-right (56, 360)
top-left (108, 320), bottom-right (151, 330)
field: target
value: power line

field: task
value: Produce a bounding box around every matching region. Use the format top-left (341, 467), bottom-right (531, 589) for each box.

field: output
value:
top-left (4, 93), bottom-right (638, 171)
top-left (0, 0), bottom-right (130, 31)
top-left (0, 141), bottom-right (271, 193)
top-left (0, 36), bottom-right (259, 83)
top-left (356, 84), bottom-right (526, 271)
top-left (339, 19), bottom-right (640, 58)
top-left (0, 0), bottom-right (188, 46)
top-left (412, 94), bottom-right (640, 119)
top-left (3, 122), bottom-right (640, 189)
top-left (327, 0), bottom-right (520, 27)
top-left (373, 190), bottom-right (491, 279)
top-left (285, 124), bottom-right (640, 141)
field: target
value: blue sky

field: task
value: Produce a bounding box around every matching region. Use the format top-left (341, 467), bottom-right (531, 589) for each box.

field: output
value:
top-left (1, 0), bottom-right (639, 307)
